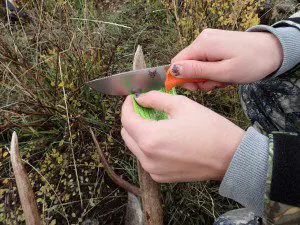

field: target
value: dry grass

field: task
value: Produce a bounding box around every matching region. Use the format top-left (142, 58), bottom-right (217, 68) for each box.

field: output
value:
top-left (1, 0), bottom-right (296, 224)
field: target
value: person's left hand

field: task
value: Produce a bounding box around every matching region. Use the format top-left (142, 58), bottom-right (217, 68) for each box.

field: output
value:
top-left (121, 91), bottom-right (245, 183)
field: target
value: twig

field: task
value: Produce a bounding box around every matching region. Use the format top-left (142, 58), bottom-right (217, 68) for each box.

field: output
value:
top-left (5, 0), bottom-right (18, 54)
top-left (58, 54), bottom-right (83, 208)
top-left (10, 132), bottom-right (41, 225)
top-left (133, 45), bottom-right (163, 225)
top-left (0, 101), bottom-right (19, 109)
top-left (89, 128), bottom-right (141, 197)
top-left (0, 61), bottom-right (35, 99)
top-left (84, 0), bottom-right (89, 34)
top-left (171, 0), bottom-right (183, 47)
top-left (22, 159), bottom-right (70, 225)
top-left (35, 0), bottom-right (44, 66)
top-left (70, 17), bottom-right (132, 29)
top-left (0, 122), bottom-right (46, 130)
top-left (2, 108), bottom-right (51, 116)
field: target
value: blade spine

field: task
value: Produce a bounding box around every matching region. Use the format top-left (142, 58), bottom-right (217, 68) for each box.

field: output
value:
top-left (86, 64), bottom-right (170, 84)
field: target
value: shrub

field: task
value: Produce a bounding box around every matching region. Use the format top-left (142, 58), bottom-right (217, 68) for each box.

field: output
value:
top-left (161, 0), bottom-right (263, 45)
top-left (0, 0), bottom-right (265, 224)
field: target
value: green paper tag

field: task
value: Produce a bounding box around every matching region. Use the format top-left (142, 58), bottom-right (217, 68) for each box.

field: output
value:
top-left (131, 88), bottom-right (177, 121)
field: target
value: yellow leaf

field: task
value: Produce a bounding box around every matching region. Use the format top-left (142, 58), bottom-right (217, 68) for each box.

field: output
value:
top-left (59, 139), bottom-right (64, 147)
top-left (3, 179), bottom-right (9, 184)
top-left (50, 81), bottom-right (55, 87)
top-left (50, 219), bottom-right (56, 225)
top-left (67, 82), bottom-right (75, 89)
top-left (58, 81), bottom-right (64, 87)
top-left (3, 152), bottom-right (8, 158)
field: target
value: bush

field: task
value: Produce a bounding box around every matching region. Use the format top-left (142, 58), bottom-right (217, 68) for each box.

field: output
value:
top-left (0, 0), bottom-right (264, 224)
top-left (161, 0), bottom-right (263, 45)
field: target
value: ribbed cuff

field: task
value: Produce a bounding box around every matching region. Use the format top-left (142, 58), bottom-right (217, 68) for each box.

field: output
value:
top-left (219, 127), bottom-right (269, 217)
top-left (247, 25), bottom-right (300, 77)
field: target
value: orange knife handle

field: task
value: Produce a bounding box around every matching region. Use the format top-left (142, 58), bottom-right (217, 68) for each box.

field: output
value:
top-left (165, 68), bottom-right (208, 91)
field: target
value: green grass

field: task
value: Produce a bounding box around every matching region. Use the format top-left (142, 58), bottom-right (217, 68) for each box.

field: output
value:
top-left (0, 0), bottom-right (266, 224)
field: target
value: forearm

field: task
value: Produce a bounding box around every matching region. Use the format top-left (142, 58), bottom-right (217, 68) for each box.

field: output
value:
top-left (247, 12), bottom-right (300, 78)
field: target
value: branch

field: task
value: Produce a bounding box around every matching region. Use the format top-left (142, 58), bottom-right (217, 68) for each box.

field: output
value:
top-left (10, 132), bottom-right (41, 225)
top-left (89, 128), bottom-right (141, 197)
top-left (133, 45), bottom-right (163, 225)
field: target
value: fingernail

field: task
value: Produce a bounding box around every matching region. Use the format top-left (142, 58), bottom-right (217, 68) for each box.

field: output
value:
top-left (135, 92), bottom-right (141, 98)
top-left (170, 64), bottom-right (182, 77)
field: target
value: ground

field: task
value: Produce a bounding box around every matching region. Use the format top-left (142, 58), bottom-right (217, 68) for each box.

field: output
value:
top-left (0, 0), bottom-right (295, 224)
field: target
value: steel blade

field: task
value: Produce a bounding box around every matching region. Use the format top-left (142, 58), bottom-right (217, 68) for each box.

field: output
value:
top-left (86, 65), bottom-right (169, 95)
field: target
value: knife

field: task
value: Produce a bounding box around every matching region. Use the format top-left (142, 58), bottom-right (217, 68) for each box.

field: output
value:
top-left (86, 65), bottom-right (207, 95)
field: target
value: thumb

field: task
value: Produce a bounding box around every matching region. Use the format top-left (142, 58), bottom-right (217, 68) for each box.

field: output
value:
top-left (170, 60), bottom-right (231, 82)
top-left (135, 91), bottom-right (182, 115)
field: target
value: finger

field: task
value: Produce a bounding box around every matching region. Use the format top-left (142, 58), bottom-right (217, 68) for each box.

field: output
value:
top-left (171, 45), bottom-right (197, 63)
top-left (150, 174), bottom-right (178, 183)
top-left (121, 95), bottom-right (154, 140)
top-left (181, 80), bottom-right (226, 91)
top-left (171, 39), bottom-right (209, 62)
top-left (121, 128), bottom-right (146, 162)
top-left (197, 80), bottom-right (226, 91)
top-left (181, 83), bottom-right (198, 91)
top-left (135, 91), bottom-right (182, 115)
top-left (171, 29), bottom-right (229, 63)
top-left (169, 60), bottom-right (232, 82)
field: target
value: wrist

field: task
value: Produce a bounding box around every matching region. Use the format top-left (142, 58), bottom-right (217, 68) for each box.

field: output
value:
top-left (220, 127), bottom-right (245, 180)
top-left (213, 125), bottom-right (245, 180)
top-left (219, 127), bottom-right (269, 216)
top-left (265, 32), bottom-right (284, 74)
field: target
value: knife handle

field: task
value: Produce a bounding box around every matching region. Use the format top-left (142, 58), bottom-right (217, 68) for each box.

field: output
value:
top-left (165, 68), bottom-right (208, 91)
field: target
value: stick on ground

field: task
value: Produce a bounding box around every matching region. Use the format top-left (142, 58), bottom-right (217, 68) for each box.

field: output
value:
top-left (90, 128), bottom-right (141, 196)
top-left (10, 132), bottom-right (41, 225)
top-left (133, 45), bottom-right (164, 225)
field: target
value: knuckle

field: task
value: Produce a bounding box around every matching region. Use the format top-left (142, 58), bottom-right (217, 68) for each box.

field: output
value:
top-left (197, 28), bottom-right (220, 45)
top-left (171, 57), bottom-right (178, 64)
top-left (191, 62), bottom-right (203, 77)
top-left (222, 61), bottom-right (235, 81)
top-left (139, 139), bottom-right (155, 156)
top-left (141, 161), bottom-right (157, 174)
top-left (147, 90), bottom-right (159, 98)
top-left (120, 115), bottom-right (126, 126)
top-left (150, 174), bottom-right (164, 183)
top-left (120, 128), bottom-right (125, 137)
top-left (199, 28), bottom-right (213, 40)
top-left (137, 126), bottom-right (158, 150)
top-left (202, 28), bottom-right (217, 36)
top-left (175, 95), bottom-right (189, 104)
top-left (140, 159), bottom-right (149, 171)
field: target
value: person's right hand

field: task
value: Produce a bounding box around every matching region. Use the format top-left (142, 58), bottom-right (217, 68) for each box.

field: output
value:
top-left (170, 29), bottom-right (284, 91)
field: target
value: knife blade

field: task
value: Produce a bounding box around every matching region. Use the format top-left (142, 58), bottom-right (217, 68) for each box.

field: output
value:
top-left (86, 65), bottom-right (207, 95)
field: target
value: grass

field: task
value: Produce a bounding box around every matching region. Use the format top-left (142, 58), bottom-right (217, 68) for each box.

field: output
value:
top-left (1, 0), bottom-right (296, 224)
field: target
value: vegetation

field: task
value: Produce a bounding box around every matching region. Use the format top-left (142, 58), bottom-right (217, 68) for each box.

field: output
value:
top-left (161, 0), bottom-right (263, 46)
top-left (0, 0), bottom-right (289, 224)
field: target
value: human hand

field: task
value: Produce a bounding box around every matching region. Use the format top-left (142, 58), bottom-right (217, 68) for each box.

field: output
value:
top-left (121, 91), bottom-right (245, 183)
top-left (170, 29), bottom-right (283, 91)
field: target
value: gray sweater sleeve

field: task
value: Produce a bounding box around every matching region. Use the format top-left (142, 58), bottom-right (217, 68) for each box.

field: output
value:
top-left (219, 127), bottom-right (269, 217)
top-left (219, 17), bottom-right (300, 217)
